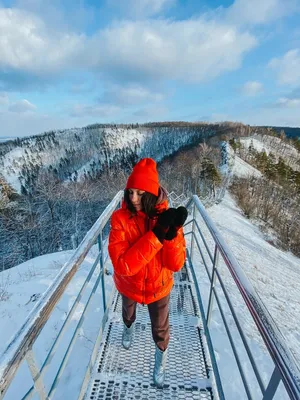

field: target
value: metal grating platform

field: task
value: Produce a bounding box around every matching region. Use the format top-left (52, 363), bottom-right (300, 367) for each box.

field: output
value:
top-left (86, 265), bottom-right (214, 399)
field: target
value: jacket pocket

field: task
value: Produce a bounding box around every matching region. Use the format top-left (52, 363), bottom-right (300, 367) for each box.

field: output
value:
top-left (162, 267), bottom-right (172, 287)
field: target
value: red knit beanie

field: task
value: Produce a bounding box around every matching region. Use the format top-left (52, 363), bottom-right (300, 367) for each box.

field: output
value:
top-left (126, 158), bottom-right (159, 196)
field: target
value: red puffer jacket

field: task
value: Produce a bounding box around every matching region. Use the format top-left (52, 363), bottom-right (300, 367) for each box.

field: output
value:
top-left (108, 199), bottom-right (186, 305)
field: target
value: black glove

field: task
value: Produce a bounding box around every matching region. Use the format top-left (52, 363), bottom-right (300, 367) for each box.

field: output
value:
top-left (174, 206), bottom-right (188, 227)
top-left (152, 208), bottom-right (177, 243)
top-left (165, 206), bottom-right (188, 240)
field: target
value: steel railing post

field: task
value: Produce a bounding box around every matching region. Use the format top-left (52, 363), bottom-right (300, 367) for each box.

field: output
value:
top-left (98, 232), bottom-right (106, 312)
top-left (25, 349), bottom-right (48, 400)
top-left (190, 202), bottom-right (196, 263)
top-left (263, 366), bottom-right (282, 400)
top-left (206, 245), bottom-right (219, 327)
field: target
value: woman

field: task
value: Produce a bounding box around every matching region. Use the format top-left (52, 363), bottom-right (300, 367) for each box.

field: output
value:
top-left (108, 157), bottom-right (187, 388)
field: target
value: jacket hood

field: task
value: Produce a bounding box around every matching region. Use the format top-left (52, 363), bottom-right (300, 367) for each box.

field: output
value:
top-left (155, 186), bottom-right (168, 212)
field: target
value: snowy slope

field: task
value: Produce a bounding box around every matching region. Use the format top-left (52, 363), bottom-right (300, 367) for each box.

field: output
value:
top-left (240, 135), bottom-right (300, 171)
top-left (228, 146), bottom-right (262, 178)
top-left (0, 251), bottom-right (75, 355)
top-left (181, 189), bottom-right (299, 398)
top-left (208, 192), bottom-right (300, 361)
top-left (0, 124), bottom-right (216, 193)
top-left (219, 148), bottom-right (300, 365)
top-left (0, 246), bottom-right (115, 400)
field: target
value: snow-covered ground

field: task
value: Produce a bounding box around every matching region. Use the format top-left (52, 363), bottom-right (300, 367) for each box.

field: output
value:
top-left (0, 250), bottom-right (74, 350)
top-left (229, 150), bottom-right (262, 178)
top-left (0, 247), bottom-right (115, 400)
top-left (208, 192), bottom-right (300, 364)
top-left (206, 192), bottom-right (300, 398)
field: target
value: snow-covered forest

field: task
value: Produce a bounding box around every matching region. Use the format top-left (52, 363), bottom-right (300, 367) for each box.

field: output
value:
top-left (229, 133), bottom-right (300, 257)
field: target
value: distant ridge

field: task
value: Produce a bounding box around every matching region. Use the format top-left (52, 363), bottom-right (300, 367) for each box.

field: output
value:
top-left (0, 122), bottom-right (299, 143)
top-left (0, 136), bottom-right (16, 142)
top-left (262, 126), bottom-right (300, 138)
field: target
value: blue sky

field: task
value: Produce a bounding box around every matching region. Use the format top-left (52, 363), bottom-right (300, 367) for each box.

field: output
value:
top-left (0, 0), bottom-right (300, 138)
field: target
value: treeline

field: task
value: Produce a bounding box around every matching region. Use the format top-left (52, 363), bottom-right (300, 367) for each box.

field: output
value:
top-left (230, 138), bottom-right (300, 191)
top-left (230, 176), bottom-right (300, 256)
top-left (0, 168), bottom-right (127, 270)
top-left (229, 137), bottom-right (300, 257)
top-left (248, 127), bottom-right (300, 152)
top-left (267, 126), bottom-right (300, 140)
top-left (158, 142), bottom-right (222, 198)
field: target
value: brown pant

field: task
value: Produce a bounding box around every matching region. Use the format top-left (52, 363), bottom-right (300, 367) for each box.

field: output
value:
top-left (122, 294), bottom-right (170, 351)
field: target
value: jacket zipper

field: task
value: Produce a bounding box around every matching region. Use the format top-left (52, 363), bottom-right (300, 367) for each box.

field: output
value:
top-left (161, 251), bottom-right (164, 286)
top-left (142, 216), bottom-right (150, 305)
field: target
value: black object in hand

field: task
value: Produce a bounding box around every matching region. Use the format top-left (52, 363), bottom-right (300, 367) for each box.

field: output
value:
top-left (174, 206), bottom-right (188, 227)
top-left (164, 226), bottom-right (177, 241)
top-left (164, 206), bottom-right (188, 241)
top-left (152, 208), bottom-right (177, 242)
top-left (156, 208), bottom-right (177, 228)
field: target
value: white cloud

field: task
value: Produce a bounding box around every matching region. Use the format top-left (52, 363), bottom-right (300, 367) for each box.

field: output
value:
top-left (8, 99), bottom-right (36, 113)
top-left (243, 107), bottom-right (300, 126)
top-left (0, 8), bottom-right (84, 73)
top-left (0, 7), bottom-right (257, 85)
top-left (70, 104), bottom-right (121, 118)
top-left (209, 113), bottom-right (231, 122)
top-left (107, 0), bottom-right (175, 18)
top-left (0, 92), bottom-right (9, 106)
top-left (241, 81), bottom-right (263, 96)
top-left (100, 84), bottom-right (164, 106)
top-left (133, 104), bottom-right (168, 119)
top-left (269, 49), bottom-right (300, 86)
top-left (226, 0), bottom-right (299, 26)
top-left (91, 19), bottom-right (256, 83)
top-left (276, 97), bottom-right (300, 108)
top-left (0, 111), bottom-right (77, 138)
top-left (14, 0), bottom-right (95, 32)
top-left (70, 83), bottom-right (93, 94)
top-left (1, 0), bottom-right (299, 94)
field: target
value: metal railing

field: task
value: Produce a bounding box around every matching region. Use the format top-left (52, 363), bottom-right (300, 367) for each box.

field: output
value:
top-left (0, 191), bottom-right (123, 400)
top-left (0, 191), bottom-right (299, 399)
top-left (185, 195), bottom-right (300, 400)
top-left (167, 191), bottom-right (188, 208)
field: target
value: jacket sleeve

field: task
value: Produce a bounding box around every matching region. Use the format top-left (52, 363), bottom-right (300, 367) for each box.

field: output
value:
top-left (162, 227), bottom-right (186, 272)
top-left (108, 211), bottom-right (163, 276)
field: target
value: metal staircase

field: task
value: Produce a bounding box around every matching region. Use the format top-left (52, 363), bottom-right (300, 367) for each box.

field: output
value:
top-left (0, 190), bottom-right (299, 400)
top-left (86, 265), bottom-right (216, 399)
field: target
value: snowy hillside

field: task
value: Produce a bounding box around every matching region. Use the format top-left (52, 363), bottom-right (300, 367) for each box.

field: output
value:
top-left (220, 149), bottom-right (300, 367)
top-left (227, 145), bottom-right (262, 178)
top-left (240, 134), bottom-right (300, 171)
top-left (208, 192), bottom-right (300, 364)
top-left (0, 124), bottom-right (217, 193)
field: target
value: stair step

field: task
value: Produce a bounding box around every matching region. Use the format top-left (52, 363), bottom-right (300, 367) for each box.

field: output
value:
top-left (87, 266), bottom-right (214, 399)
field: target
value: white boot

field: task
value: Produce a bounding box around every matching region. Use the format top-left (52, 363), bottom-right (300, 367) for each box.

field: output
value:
top-left (122, 323), bottom-right (134, 349)
top-left (153, 346), bottom-right (168, 388)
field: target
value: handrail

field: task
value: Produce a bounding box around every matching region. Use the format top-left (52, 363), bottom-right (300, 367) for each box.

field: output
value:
top-left (186, 195), bottom-right (300, 400)
top-left (0, 190), bottom-right (123, 398)
top-left (1, 190), bottom-right (299, 400)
